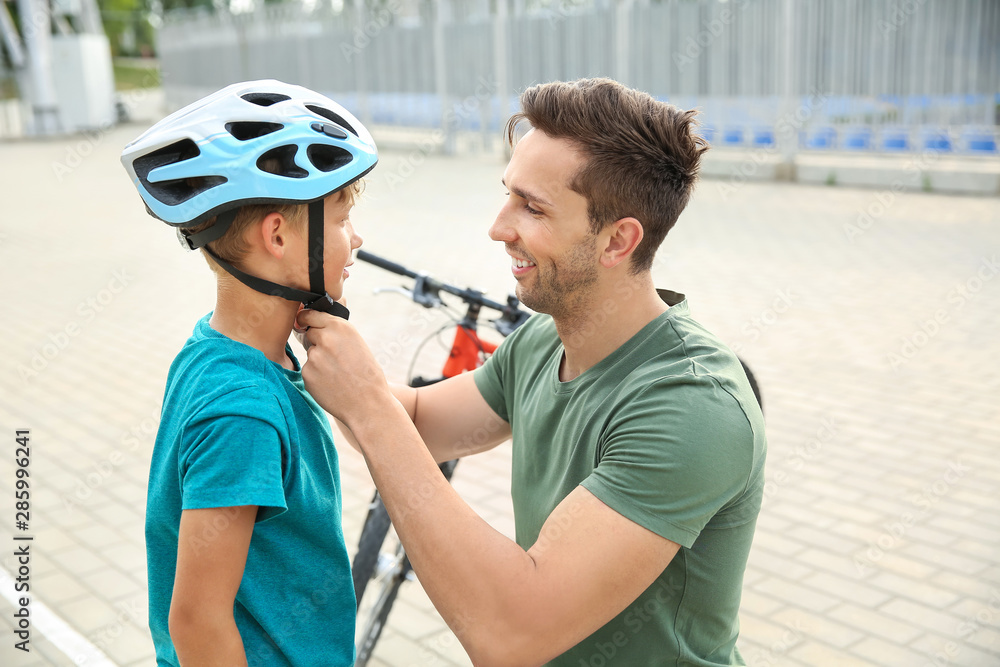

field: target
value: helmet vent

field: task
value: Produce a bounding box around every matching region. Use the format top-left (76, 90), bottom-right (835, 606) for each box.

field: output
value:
top-left (257, 145), bottom-right (309, 179)
top-left (146, 175), bottom-right (228, 206)
top-left (306, 104), bottom-right (358, 137)
top-left (307, 144), bottom-right (353, 173)
top-left (132, 139), bottom-right (228, 206)
top-left (132, 138), bottom-right (200, 181)
top-left (226, 121), bottom-right (284, 141)
top-left (241, 92), bottom-right (291, 107)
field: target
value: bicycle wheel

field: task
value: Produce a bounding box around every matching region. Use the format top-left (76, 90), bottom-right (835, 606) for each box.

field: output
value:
top-left (353, 504), bottom-right (411, 666)
top-left (352, 457), bottom-right (459, 603)
top-left (352, 492), bottom-right (393, 607)
top-left (351, 459), bottom-right (460, 665)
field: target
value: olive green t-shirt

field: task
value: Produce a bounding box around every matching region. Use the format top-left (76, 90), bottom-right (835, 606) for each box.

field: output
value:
top-left (474, 294), bottom-right (766, 666)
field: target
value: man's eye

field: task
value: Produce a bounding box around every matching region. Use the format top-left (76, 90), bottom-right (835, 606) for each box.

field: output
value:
top-left (505, 191), bottom-right (541, 216)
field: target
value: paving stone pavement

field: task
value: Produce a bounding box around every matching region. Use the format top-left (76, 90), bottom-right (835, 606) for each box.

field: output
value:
top-left (0, 120), bottom-right (998, 667)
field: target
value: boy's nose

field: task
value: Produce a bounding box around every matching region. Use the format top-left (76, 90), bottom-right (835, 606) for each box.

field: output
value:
top-left (348, 221), bottom-right (363, 249)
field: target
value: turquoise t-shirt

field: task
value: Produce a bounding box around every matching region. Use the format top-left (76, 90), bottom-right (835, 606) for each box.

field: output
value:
top-left (474, 293), bottom-right (766, 666)
top-left (146, 314), bottom-right (355, 666)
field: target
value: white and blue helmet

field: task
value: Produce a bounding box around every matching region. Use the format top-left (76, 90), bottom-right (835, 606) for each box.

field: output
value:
top-left (120, 80), bottom-right (378, 318)
top-left (121, 79), bottom-right (377, 228)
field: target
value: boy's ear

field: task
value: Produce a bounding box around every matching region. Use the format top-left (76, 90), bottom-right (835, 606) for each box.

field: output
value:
top-left (600, 217), bottom-right (643, 269)
top-left (258, 212), bottom-right (289, 259)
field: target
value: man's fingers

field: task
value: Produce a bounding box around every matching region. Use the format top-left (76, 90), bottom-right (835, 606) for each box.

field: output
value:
top-left (293, 330), bottom-right (313, 351)
top-left (295, 307), bottom-right (332, 332)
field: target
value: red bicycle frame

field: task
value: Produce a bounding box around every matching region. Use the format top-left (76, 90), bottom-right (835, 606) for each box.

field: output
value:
top-left (442, 325), bottom-right (498, 377)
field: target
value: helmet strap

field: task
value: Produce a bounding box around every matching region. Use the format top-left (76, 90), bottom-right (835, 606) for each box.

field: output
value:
top-left (179, 209), bottom-right (239, 251)
top-left (308, 199), bottom-right (326, 295)
top-left (200, 243), bottom-right (350, 320)
top-left (303, 197), bottom-right (351, 318)
top-left (180, 197), bottom-right (349, 319)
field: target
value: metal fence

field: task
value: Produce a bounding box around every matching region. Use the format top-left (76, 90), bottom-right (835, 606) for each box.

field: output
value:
top-left (140, 0), bottom-right (1000, 154)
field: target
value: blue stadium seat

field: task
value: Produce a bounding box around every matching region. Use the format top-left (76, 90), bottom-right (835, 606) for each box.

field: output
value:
top-left (804, 127), bottom-right (836, 149)
top-left (722, 128), bottom-right (744, 146)
top-left (843, 128), bottom-right (873, 150)
top-left (962, 130), bottom-right (998, 154)
top-left (753, 128), bottom-right (775, 148)
top-left (922, 130), bottom-right (952, 152)
top-left (881, 129), bottom-right (910, 151)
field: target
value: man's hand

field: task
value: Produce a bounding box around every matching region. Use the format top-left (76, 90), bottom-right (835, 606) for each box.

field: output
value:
top-left (295, 308), bottom-right (395, 427)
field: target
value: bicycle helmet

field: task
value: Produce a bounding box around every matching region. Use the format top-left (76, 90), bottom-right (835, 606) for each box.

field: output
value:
top-left (120, 79), bottom-right (378, 318)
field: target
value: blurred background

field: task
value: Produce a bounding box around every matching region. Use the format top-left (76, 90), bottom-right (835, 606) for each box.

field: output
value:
top-left (1, 0), bottom-right (998, 176)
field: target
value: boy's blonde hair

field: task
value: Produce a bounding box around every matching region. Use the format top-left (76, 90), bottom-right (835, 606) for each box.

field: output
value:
top-left (188, 179), bottom-right (362, 275)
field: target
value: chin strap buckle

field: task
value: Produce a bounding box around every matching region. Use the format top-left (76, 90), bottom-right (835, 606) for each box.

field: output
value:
top-left (304, 294), bottom-right (350, 320)
top-left (177, 227), bottom-right (196, 251)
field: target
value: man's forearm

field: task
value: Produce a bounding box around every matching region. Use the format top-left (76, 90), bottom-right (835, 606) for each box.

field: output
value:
top-left (334, 383), bottom-right (415, 453)
top-left (349, 394), bottom-right (543, 666)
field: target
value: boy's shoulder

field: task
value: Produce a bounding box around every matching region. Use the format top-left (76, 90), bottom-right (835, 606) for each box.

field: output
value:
top-left (164, 314), bottom-right (293, 426)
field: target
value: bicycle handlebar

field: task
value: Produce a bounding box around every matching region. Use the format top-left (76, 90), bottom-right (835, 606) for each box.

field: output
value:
top-left (356, 250), bottom-right (420, 280)
top-left (356, 249), bottom-right (531, 336)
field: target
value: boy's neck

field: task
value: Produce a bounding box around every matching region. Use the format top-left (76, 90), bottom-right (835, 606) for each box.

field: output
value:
top-left (209, 278), bottom-right (300, 370)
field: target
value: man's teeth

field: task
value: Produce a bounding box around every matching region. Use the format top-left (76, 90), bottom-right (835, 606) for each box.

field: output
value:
top-left (514, 258), bottom-right (536, 268)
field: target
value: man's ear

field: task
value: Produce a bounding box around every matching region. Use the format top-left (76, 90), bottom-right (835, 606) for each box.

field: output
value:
top-left (257, 212), bottom-right (289, 259)
top-left (600, 217), bottom-right (643, 269)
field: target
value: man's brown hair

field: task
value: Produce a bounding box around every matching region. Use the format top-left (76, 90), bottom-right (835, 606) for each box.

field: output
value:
top-left (506, 78), bottom-right (709, 272)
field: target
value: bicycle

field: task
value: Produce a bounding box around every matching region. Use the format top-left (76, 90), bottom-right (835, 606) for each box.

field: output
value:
top-left (349, 250), bottom-right (763, 666)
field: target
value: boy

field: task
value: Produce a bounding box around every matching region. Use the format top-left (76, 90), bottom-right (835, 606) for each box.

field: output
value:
top-left (121, 80), bottom-right (377, 666)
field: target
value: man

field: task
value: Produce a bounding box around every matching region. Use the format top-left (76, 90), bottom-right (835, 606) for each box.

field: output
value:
top-left (298, 78), bottom-right (766, 666)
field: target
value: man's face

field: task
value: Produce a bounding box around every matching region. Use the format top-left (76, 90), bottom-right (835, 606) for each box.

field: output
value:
top-left (489, 130), bottom-right (600, 319)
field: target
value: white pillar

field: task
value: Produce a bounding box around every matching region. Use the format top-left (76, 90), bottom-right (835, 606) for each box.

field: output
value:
top-left (615, 0), bottom-right (632, 85)
top-left (493, 0), bottom-right (508, 149)
top-left (17, 0), bottom-right (61, 135)
top-left (777, 0), bottom-right (796, 179)
top-left (433, 0), bottom-right (452, 154)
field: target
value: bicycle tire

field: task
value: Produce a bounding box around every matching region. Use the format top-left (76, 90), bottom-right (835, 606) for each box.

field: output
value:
top-left (352, 493), bottom-right (393, 607)
top-left (352, 458), bottom-right (460, 600)
top-left (351, 461), bottom-right (460, 664)
top-left (354, 537), bottom-right (410, 666)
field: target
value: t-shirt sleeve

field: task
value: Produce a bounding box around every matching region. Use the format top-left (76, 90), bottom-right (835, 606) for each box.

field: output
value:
top-left (580, 375), bottom-right (756, 549)
top-left (178, 391), bottom-right (289, 522)
top-left (474, 320), bottom-right (524, 424)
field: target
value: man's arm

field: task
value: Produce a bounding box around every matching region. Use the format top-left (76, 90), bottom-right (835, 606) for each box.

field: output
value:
top-left (170, 506), bottom-right (256, 666)
top-left (299, 312), bottom-right (678, 666)
top-left (335, 373), bottom-right (511, 463)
